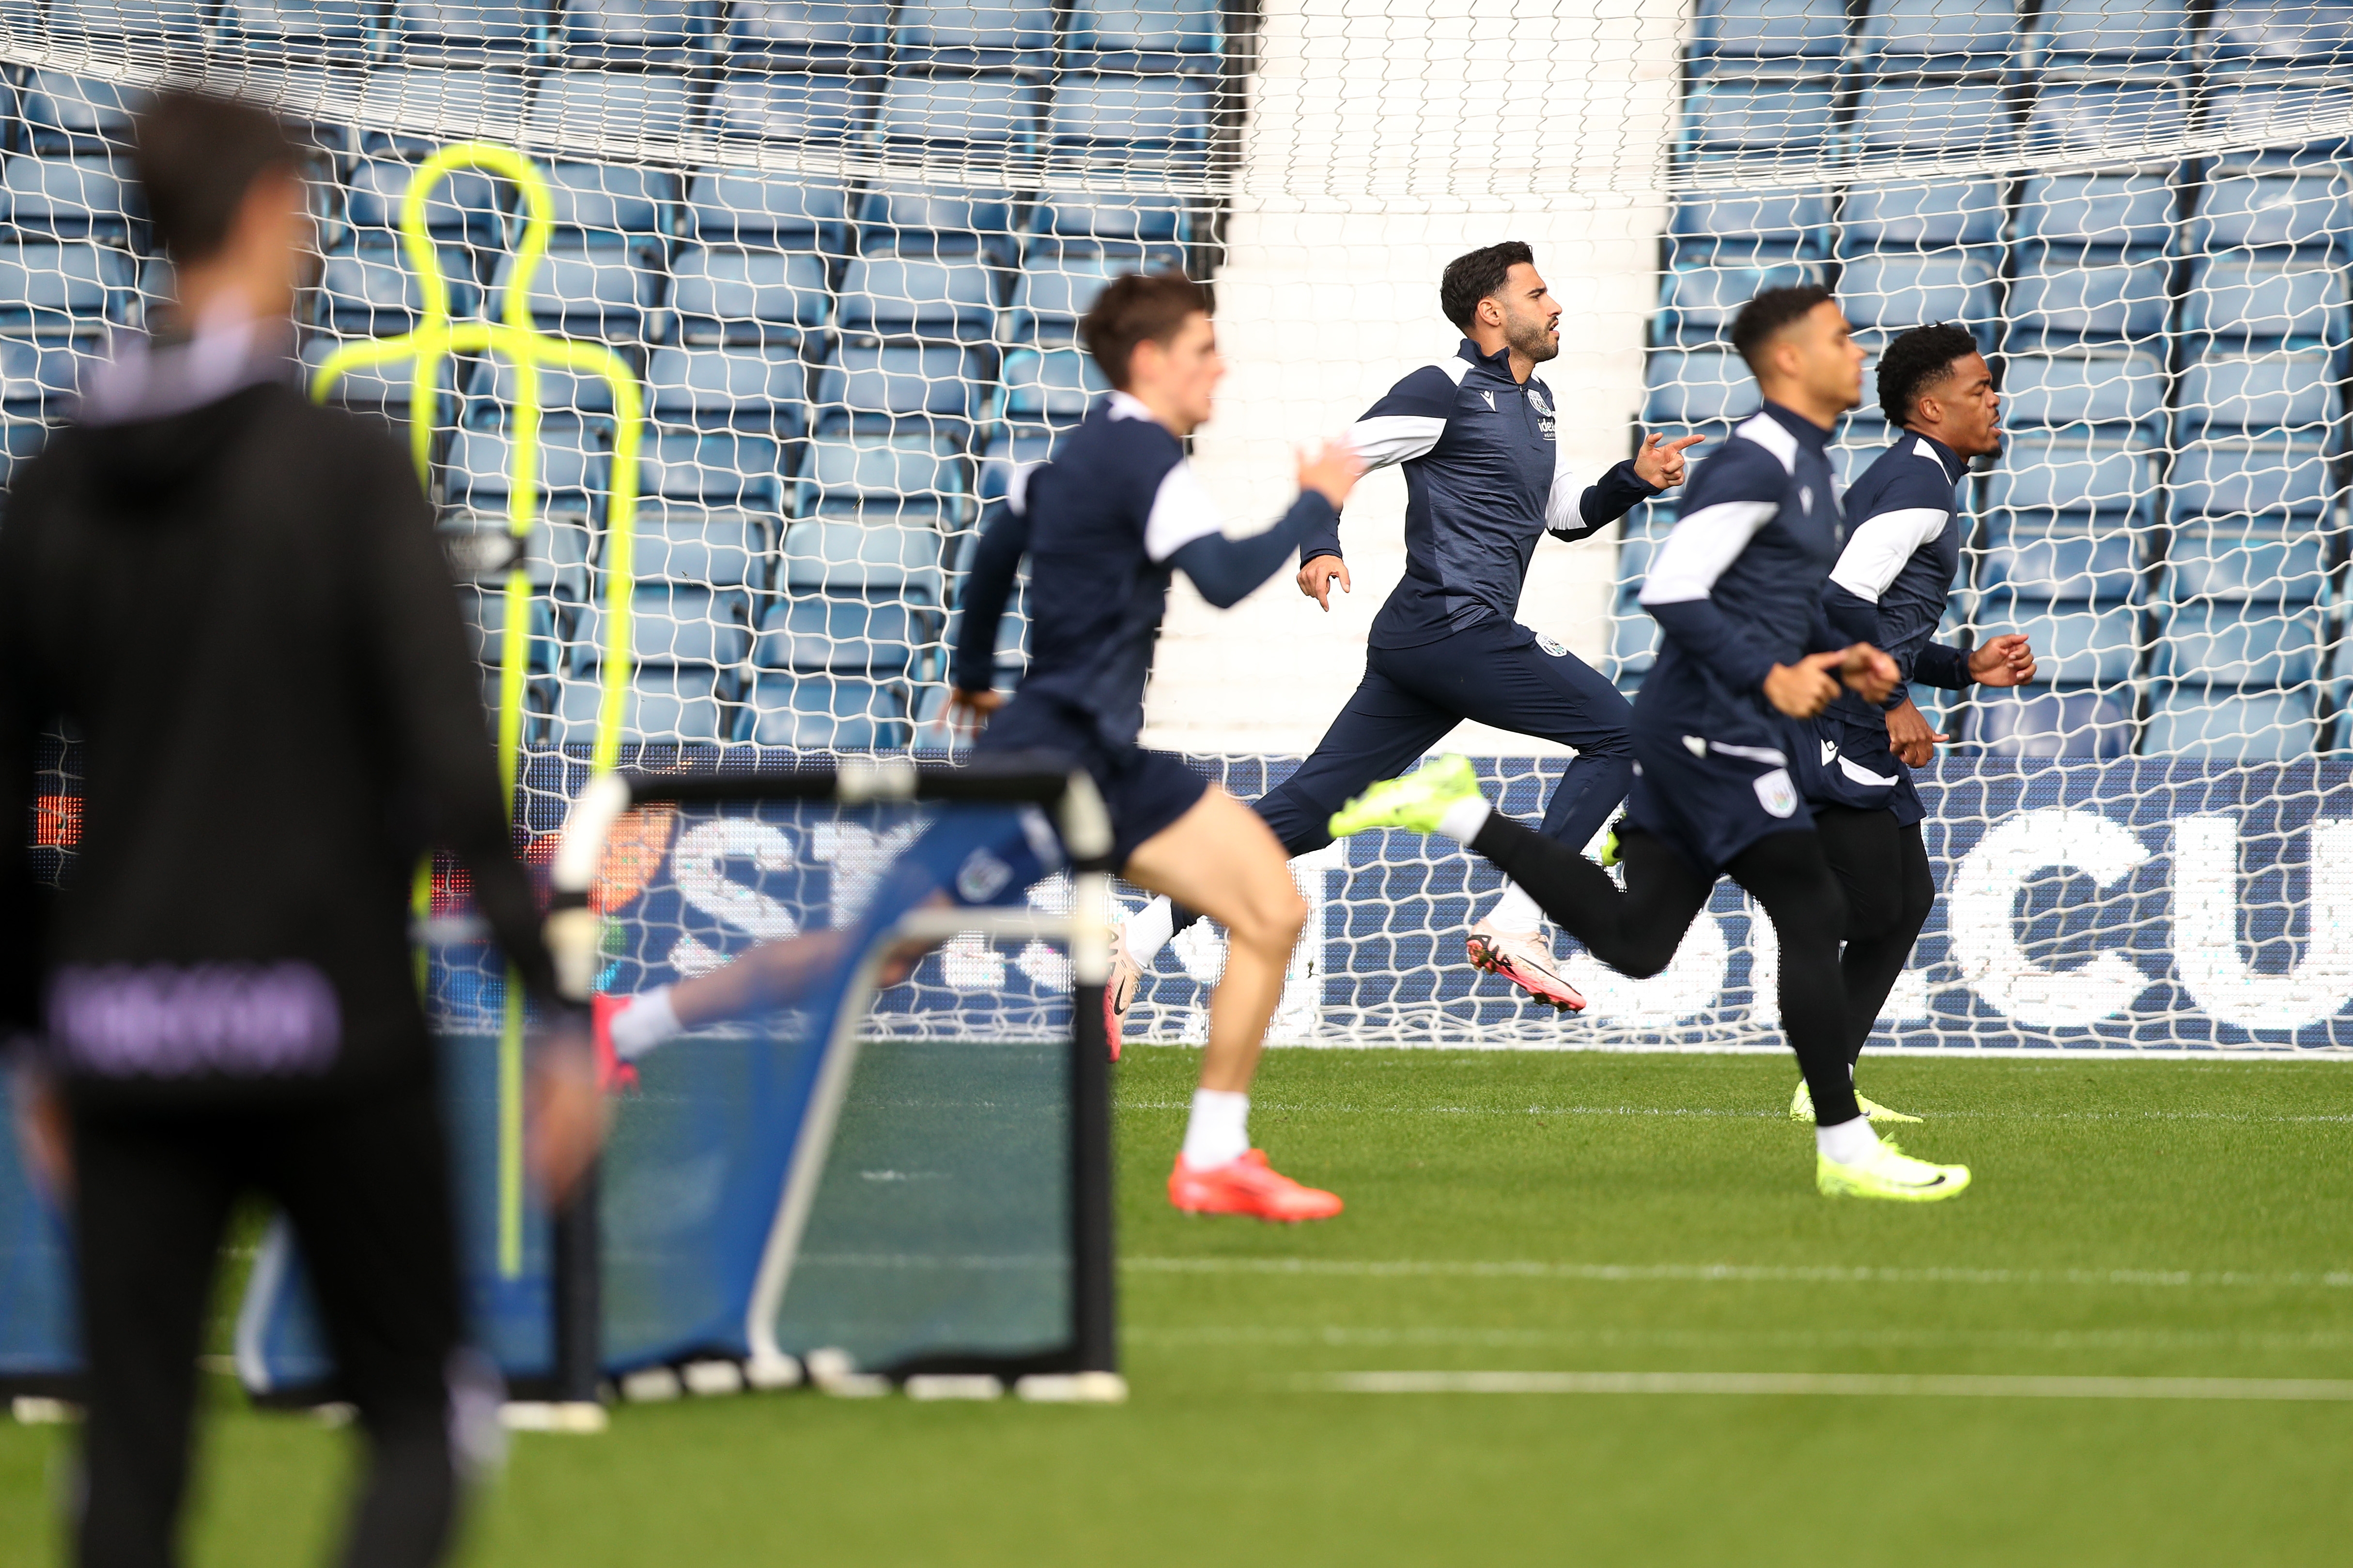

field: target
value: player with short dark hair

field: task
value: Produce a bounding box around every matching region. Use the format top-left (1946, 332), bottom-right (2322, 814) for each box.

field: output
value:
top-left (1790, 323), bottom-right (2036, 1124)
top-left (0, 89), bottom-right (600, 1568)
top-left (1325, 286), bottom-right (1976, 1202)
top-left (599, 270), bottom-right (1368, 1221)
top-left (1108, 240), bottom-right (1704, 1025)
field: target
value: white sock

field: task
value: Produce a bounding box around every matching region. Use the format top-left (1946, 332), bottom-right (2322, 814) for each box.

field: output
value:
top-left (610, 985), bottom-right (682, 1059)
top-left (1485, 880), bottom-right (1545, 933)
top-left (1435, 795), bottom-right (1491, 844)
top-left (1124, 897), bottom-right (1177, 967)
top-left (1815, 1114), bottom-right (1879, 1165)
top-left (1180, 1088), bottom-right (1250, 1168)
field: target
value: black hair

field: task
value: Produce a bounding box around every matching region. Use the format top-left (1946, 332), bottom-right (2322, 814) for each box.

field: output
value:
top-left (1729, 283), bottom-right (1835, 372)
top-left (1080, 269), bottom-right (1211, 389)
top-left (1876, 322), bottom-right (1983, 427)
top-left (1440, 241), bottom-right (1536, 332)
top-left (130, 88), bottom-right (303, 265)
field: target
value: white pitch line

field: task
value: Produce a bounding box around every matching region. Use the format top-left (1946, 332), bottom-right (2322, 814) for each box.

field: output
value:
top-left (1317, 1370), bottom-right (2353, 1402)
top-left (1129, 1324), bottom-right (2353, 1353)
top-left (1122, 1099), bottom-right (2353, 1123)
top-left (1124, 1257), bottom-right (2353, 1290)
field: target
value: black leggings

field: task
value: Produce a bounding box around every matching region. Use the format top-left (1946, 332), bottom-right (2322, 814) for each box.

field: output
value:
top-left (1465, 815), bottom-right (1863, 1127)
top-left (69, 1076), bottom-right (471, 1568)
top-left (1812, 806), bottom-right (1936, 1067)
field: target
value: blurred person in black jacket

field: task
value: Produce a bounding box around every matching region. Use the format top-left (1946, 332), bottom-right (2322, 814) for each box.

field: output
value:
top-left (0, 89), bottom-right (602, 1568)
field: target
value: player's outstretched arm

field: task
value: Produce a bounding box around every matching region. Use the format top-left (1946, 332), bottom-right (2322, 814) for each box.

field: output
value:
top-left (1168, 442), bottom-right (1363, 609)
top-left (948, 495), bottom-right (1033, 727)
top-left (1546, 431), bottom-right (1701, 541)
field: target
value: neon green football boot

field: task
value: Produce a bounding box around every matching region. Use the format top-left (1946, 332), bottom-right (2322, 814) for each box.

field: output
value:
top-left (1791, 1080), bottom-right (1924, 1123)
top-left (1328, 754), bottom-right (1483, 839)
top-left (1816, 1135), bottom-right (1970, 1202)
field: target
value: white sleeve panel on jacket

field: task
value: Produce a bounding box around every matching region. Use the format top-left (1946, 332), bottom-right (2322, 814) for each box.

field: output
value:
top-left (1637, 500), bottom-right (1781, 606)
top-left (1348, 415), bottom-right (1448, 470)
top-left (1827, 507), bottom-right (1947, 604)
top-left (1143, 459), bottom-right (1227, 563)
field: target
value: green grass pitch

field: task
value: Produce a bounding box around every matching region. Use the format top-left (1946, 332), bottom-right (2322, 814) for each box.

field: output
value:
top-left (6, 1047), bottom-right (2353, 1565)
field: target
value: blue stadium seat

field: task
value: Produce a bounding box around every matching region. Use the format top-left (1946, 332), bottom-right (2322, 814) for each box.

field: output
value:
top-left (0, 241), bottom-right (136, 339)
top-left (1683, 82), bottom-right (1840, 157)
top-left (893, 0), bottom-right (1056, 60)
top-left (1999, 348), bottom-right (2167, 431)
top-left (2005, 253), bottom-right (2170, 344)
top-left (560, 0), bottom-right (714, 63)
top-left (1688, 0), bottom-right (1848, 70)
top-left (45, 0), bottom-right (206, 47)
top-left (781, 515), bottom-right (948, 601)
top-left (438, 513), bottom-right (589, 600)
top-left (1837, 251), bottom-right (1998, 338)
top-left (1858, 0), bottom-right (2016, 70)
top-left (446, 423), bottom-right (609, 511)
top-left (1669, 189), bottom-right (1832, 263)
top-left (1007, 254), bottom-right (1125, 340)
top-left (2164, 524), bottom-right (2329, 605)
top-left (1641, 348), bottom-right (1751, 427)
top-left (467, 352), bottom-right (623, 424)
top-left (1976, 527), bottom-right (2139, 604)
top-left (345, 159), bottom-right (506, 246)
top-left (1026, 190), bottom-right (1190, 252)
top-left (2144, 687), bottom-right (2318, 759)
top-left (686, 171), bottom-right (851, 255)
top-left (488, 244), bottom-right (657, 338)
top-left (878, 75), bottom-right (1042, 156)
top-left (799, 432), bottom-right (973, 522)
top-left (2183, 258), bottom-right (2351, 344)
top-left (744, 674), bottom-right (908, 748)
top-left (1657, 260), bottom-right (1824, 344)
top-left (0, 337), bottom-right (78, 483)
top-left (19, 72), bottom-right (137, 155)
top-left (976, 422), bottom-right (1060, 502)
top-left (643, 430), bottom-right (788, 506)
top-left (1983, 435), bottom-right (2156, 523)
top-left (708, 71), bottom-right (869, 144)
top-left (1854, 82), bottom-right (2013, 158)
top-left (1, 157), bottom-right (132, 242)
top-left (2193, 173), bottom-right (2352, 255)
top-left (579, 584), bottom-right (755, 675)
top-left (647, 344), bottom-right (810, 432)
top-left (549, 667), bottom-right (738, 746)
top-left (2024, 82), bottom-right (2189, 157)
top-left (669, 246), bottom-right (831, 345)
top-left (755, 597), bottom-right (921, 676)
top-left (631, 507), bottom-right (773, 592)
top-left (856, 185), bottom-right (1018, 265)
top-left (2152, 602), bottom-right (2329, 688)
top-left (2169, 436), bottom-right (2338, 525)
top-left (812, 342), bottom-right (989, 434)
top-left (355, 69), bottom-right (529, 156)
top-left (390, 0), bottom-right (542, 59)
top-left (220, 0), bottom-right (375, 56)
top-left (1966, 688), bottom-right (2133, 756)
top-left (456, 585), bottom-right (556, 675)
top-left (1999, 605), bottom-right (2138, 685)
top-left (529, 69), bottom-right (696, 146)
top-left (1068, 0), bottom-right (1221, 67)
top-left (539, 162), bottom-right (679, 247)
top-left (721, 0), bottom-right (889, 57)
top-left (1002, 344), bottom-right (1107, 422)
top-left (2033, 0), bottom-right (2192, 62)
top-left (1837, 180), bottom-right (2002, 248)
top-left (300, 332), bottom-right (462, 426)
top-left (2013, 172), bottom-right (2177, 252)
top-left (2207, 0), bottom-right (2353, 69)
top-left (838, 256), bottom-right (1001, 342)
top-left (2179, 348), bottom-right (2341, 435)
top-left (1047, 74), bottom-right (1211, 167)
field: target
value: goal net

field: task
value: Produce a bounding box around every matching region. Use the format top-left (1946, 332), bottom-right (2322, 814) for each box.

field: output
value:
top-left (5, 0), bottom-right (2353, 1073)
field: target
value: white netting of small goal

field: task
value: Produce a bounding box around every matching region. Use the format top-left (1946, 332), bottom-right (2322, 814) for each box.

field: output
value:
top-left (14, 1), bottom-right (2353, 1052)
